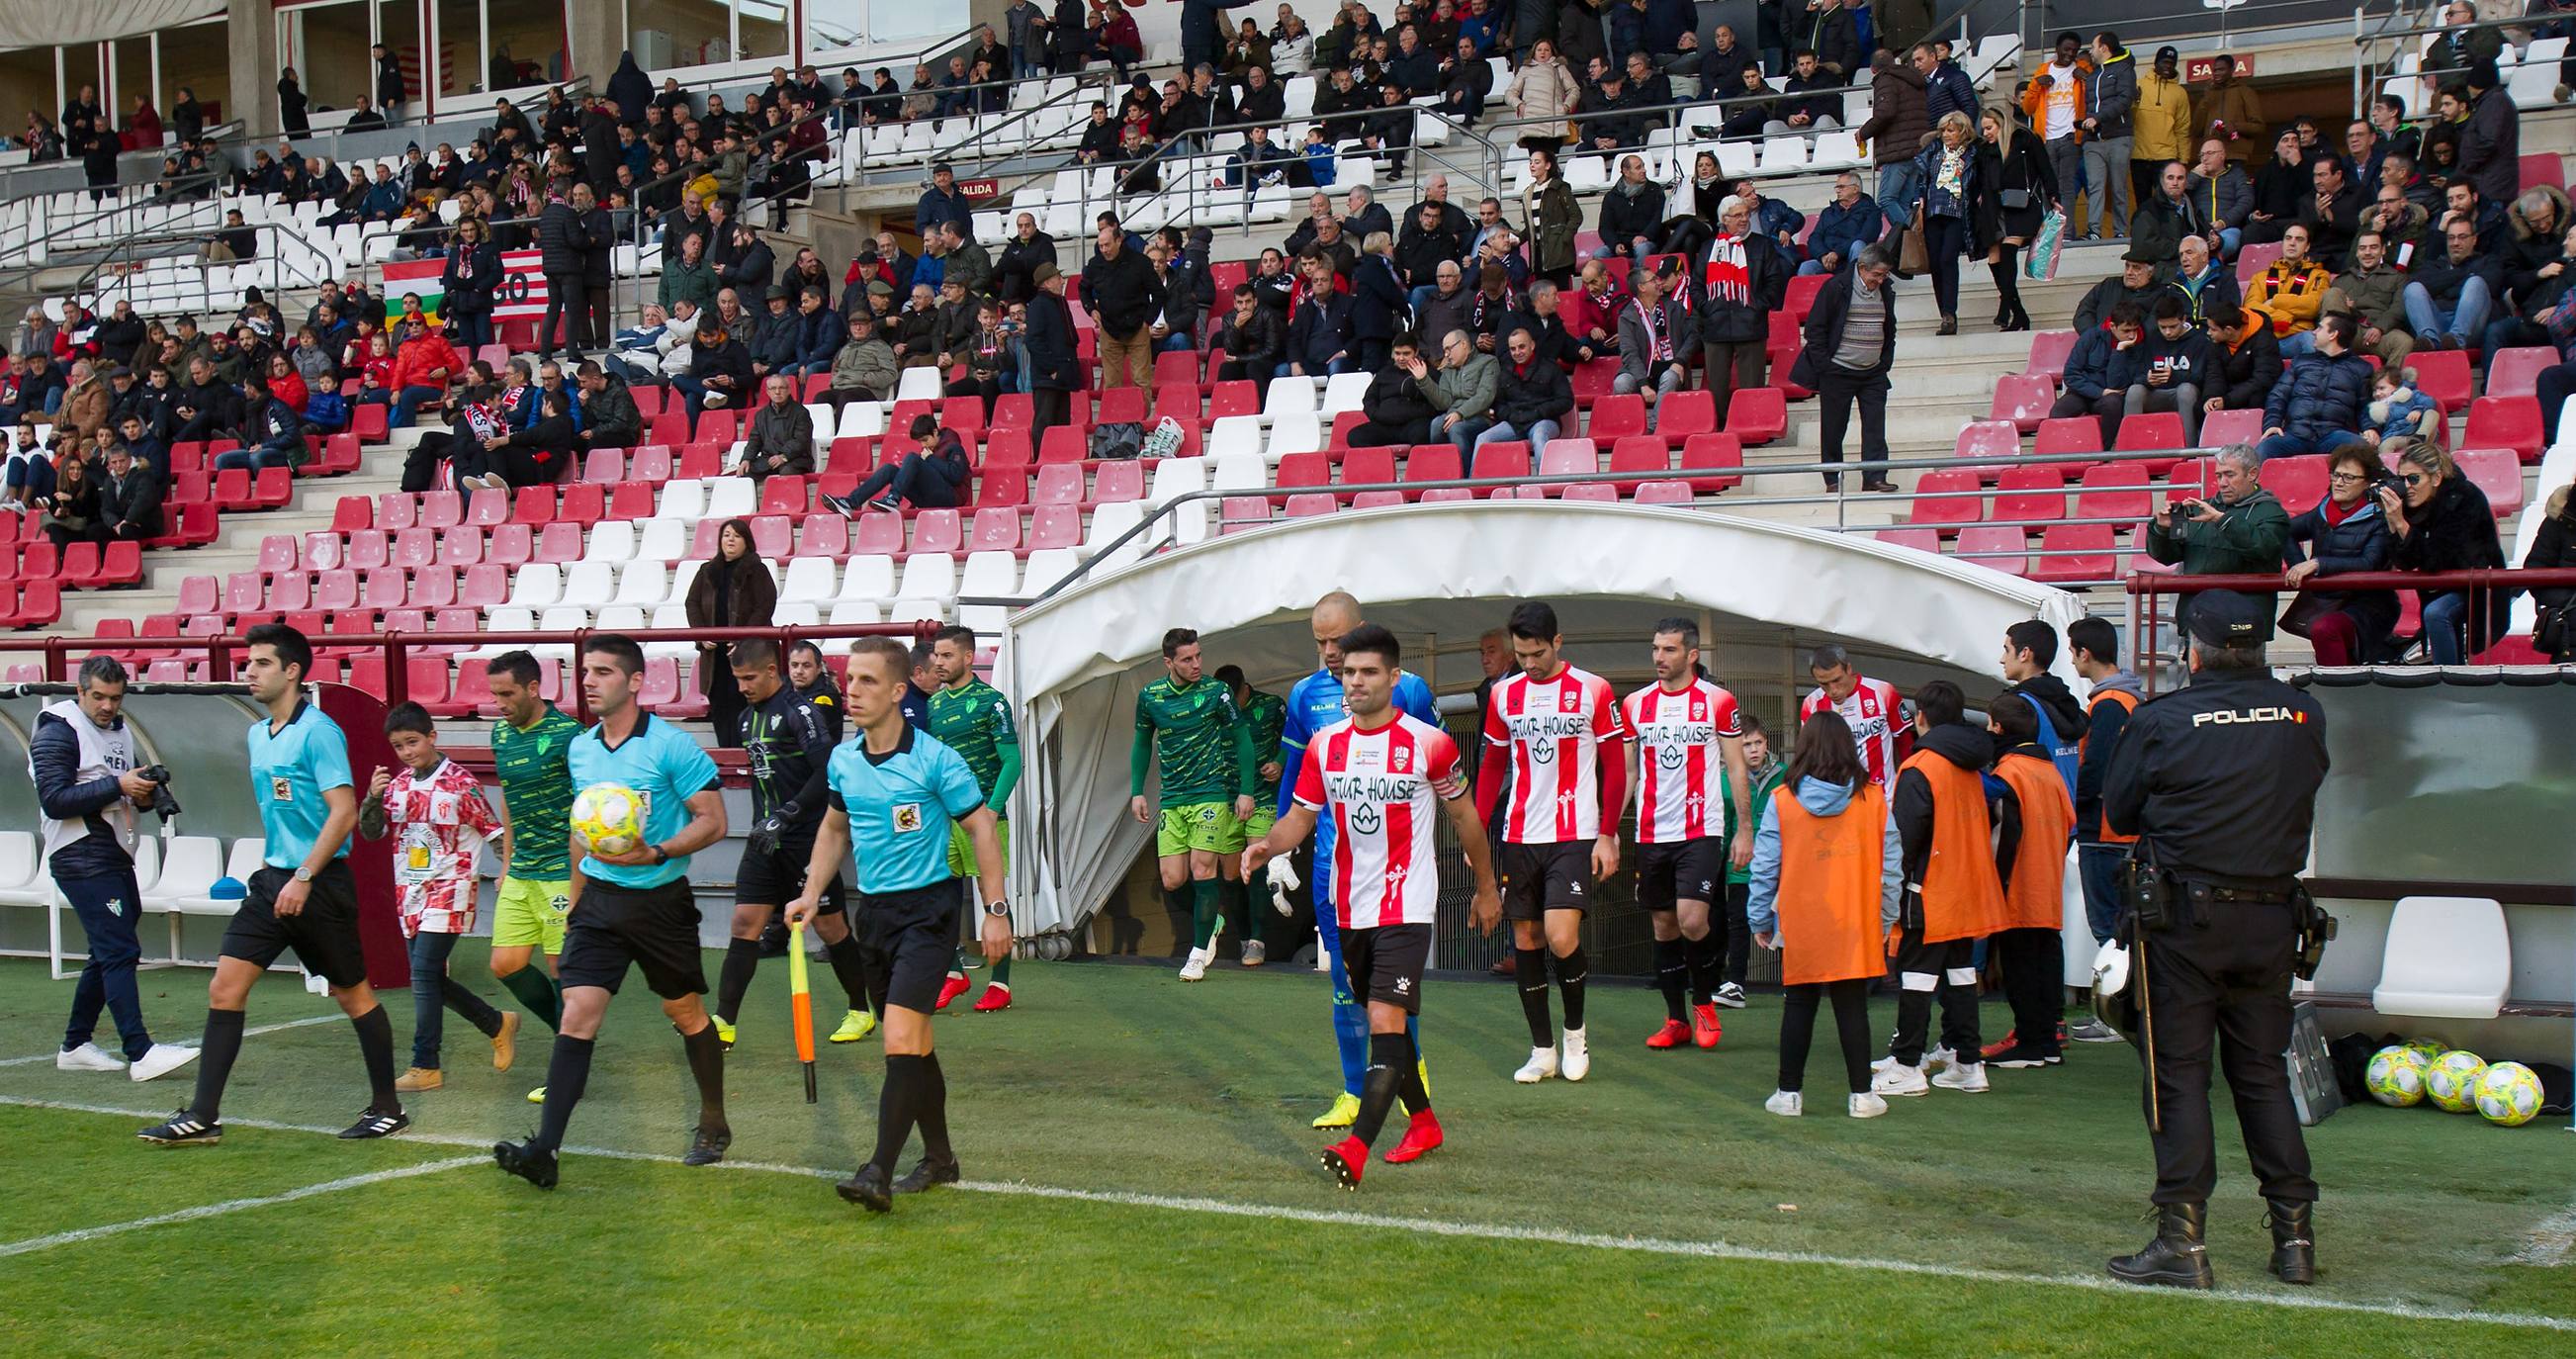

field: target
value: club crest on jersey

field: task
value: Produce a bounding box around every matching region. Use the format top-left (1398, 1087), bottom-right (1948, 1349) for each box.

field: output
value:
top-left (1389, 747), bottom-right (1412, 773)
top-left (1558, 689), bottom-right (1580, 712)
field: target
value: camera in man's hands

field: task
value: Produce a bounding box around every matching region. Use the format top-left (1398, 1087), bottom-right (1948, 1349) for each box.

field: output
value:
top-left (134, 764), bottom-right (182, 819)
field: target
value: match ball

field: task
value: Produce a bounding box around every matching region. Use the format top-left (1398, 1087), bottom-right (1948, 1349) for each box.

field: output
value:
top-left (2404, 1038), bottom-right (2448, 1063)
top-left (2472, 1062), bottom-right (2543, 1128)
top-left (2425, 1049), bottom-right (2488, 1114)
top-left (572, 783), bottom-right (646, 858)
top-left (2363, 1045), bottom-right (2429, 1107)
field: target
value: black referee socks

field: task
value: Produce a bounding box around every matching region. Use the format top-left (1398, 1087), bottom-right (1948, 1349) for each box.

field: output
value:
top-left (1652, 937), bottom-right (1688, 1023)
top-left (680, 1020), bottom-right (728, 1132)
top-left (917, 1052), bottom-right (953, 1163)
top-left (715, 937), bottom-right (762, 1026)
top-left (186, 1007), bottom-right (246, 1123)
top-left (872, 1053), bottom-right (927, 1174)
top-left (351, 1005), bottom-right (399, 1114)
top-left (1353, 1032), bottom-right (1414, 1147)
top-left (532, 1035), bottom-right (594, 1151)
top-left (1513, 949), bottom-right (1553, 1046)
top-left (1557, 946), bottom-right (1590, 1033)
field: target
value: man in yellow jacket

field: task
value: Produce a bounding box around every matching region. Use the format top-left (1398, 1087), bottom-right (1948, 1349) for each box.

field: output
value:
top-left (2131, 45), bottom-right (2193, 223)
top-left (2244, 222), bottom-right (2335, 355)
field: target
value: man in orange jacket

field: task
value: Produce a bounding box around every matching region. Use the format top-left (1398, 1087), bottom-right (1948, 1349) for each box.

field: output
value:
top-left (1983, 695), bottom-right (2077, 1069)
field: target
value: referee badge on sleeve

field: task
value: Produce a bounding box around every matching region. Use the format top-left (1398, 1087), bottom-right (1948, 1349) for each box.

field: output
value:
top-left (893, 803), bottom-right (924, 833)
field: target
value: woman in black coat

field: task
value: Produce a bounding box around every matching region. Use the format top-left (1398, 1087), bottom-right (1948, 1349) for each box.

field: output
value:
top-left (2381, 441), bottom-right (2506, 664)
top-left (2521, 482), bottom-right (2576, 661)
top-left (277, 69), bottom-right (311, 136)
top-left (439, 219), bottom-right (505, 352)
top-left (1971, 106), bottom-right (2059, 332)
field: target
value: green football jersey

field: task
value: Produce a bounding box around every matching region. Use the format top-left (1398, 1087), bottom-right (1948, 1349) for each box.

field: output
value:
top-left (1239, 688), bottom-right (1288, 803)
top-left (1132, 676), bottom-right (1253, 808)
top-left (928, 678), bottom-right (1018, 815)
top-left (490, 703), bottom-right (583, 878)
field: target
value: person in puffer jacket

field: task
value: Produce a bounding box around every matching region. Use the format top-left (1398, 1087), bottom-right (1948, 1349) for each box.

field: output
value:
top-left (2257, 313), bottom-right (2373, 460)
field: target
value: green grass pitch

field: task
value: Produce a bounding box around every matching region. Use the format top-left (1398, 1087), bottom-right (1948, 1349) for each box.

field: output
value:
top-left (1, 942), bottom-right (2568, 1354)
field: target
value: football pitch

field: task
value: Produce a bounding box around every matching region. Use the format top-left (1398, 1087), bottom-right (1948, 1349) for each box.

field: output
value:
top-left (2, 944), bottom-right (2568, 1355)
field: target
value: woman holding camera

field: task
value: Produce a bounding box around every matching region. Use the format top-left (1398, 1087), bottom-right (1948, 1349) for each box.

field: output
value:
top-left (2380, 440), bottom-right (2505, 665)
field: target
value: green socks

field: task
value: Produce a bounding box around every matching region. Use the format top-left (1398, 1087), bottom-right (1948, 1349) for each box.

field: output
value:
top-left (498, 966), bottom-right (562, 1031)
top-left (1191, 878), bottom-right (1223, 951)
top-left (991, 953), bottom-right (1013, 985)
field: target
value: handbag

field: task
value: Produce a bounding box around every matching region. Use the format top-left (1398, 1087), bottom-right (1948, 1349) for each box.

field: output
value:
top-left (1898, 219), bottom-right (1930, 276)
top-left (1999, 188), bottom-right (2031, 211)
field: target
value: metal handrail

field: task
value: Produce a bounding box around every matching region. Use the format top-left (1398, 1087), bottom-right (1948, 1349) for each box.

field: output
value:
top-left (20, 215), bottom-right (343, 317)
top-left (2352, 4), bottom-right (2548, 118)
top-left (2126, 565), bottom-right (2576, 691)
top-left (0, 169), bottom-right (225, 272)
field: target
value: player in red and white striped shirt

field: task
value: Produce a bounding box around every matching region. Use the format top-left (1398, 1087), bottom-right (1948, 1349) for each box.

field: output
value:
top-left (1801, 644), bottom-right (1913, 797)
top-left (1247, 625), bottom-right (1498, 1190)
top-left (1473, 601), bottom-right (1629, 1085)
top-left (1619, 619), bottom-right (1753, 1052)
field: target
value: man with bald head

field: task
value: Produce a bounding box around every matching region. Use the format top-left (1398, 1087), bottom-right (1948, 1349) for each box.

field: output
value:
top-left (1276, 591), bottom-right (1444, 1129)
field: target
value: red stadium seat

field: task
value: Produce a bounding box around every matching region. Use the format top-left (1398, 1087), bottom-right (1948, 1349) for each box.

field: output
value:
top-left (1990, 373), bottom-right (2056, 432)
top-left (1284, 493), bottom-right (1337, 519)
top-left (577, 448), bottom-right (623, 486)
top-left (486, 523), bottom-right (533, 568)
top-left (2462, 396), bottom-right (2543, 462)
top-left (223, 571), bottom-right (263, 612)
top-left (391, 527), bottom-right (438, 570)
top-left (975, 466), bottom-right (1027, 508)
top-left (2485, 347), bottom-right (2556, 400)
top-left (1587, 394), bottom-right (1647, 440)
top-left (439, 529), bottom-right (484, 568)
top-left (2033, 417), bottom-right (2105, 472)
top-left (2234, 240), bottom-right (2282, 283)
top-left (1092, 461), bottom-right (1145, 503)
top-left (2521, 152), bottom-right (2565, 194)
top-left (1654, 390), bottom-right (1717, 439)
top-left (1906, 470), bottom-right (1985, 534)
top-left (256, 534), bottom-right (298, 574)
top-left (982, 430), bottom-right (1033, 471)
top-left (2112, 412), bottom-right (2187, 471)
top-left (509, 487), bottom-right (554, 525)
top-left (2077, 464), bottom-right (2153, 522)
top-left (1468, 442), bottom-right (1529, 493)
top-left (911, 508), bottom-right (963, 556)
top-left (694, 408), bottom-right (741, 443)
top-left (559, 482), bottom-right (605, 526)
top-left (175, 575), bottom-right (220, 616)
top-left (1723, 388), bottom-right (1786, 445)
top-left (1219, 496), bottom-right (1271, 532)
top-left (2030, 523), bottom-right (2118, 585)
top-left (1784, 272), bottom-right (1828, 320)
top-left (330, 496), bottom-right (373, 534)
top-left (57, 542), bottom-right (103, 589)
top-left (1275, 450), bottom-right (1331, 495)
top-left (350, 403), bottom-right (389, 443)
top-left (1544, 438), bottom-right (1604, 484)
top-left (317, 433), bottom-right (360, 475)
top-left (532, 522), bottom-right (585, 564)
top-left (1033, 463), bottom-right (1086, 505)
top-left (1560, 483), bottom-right (1618, 501)
top-left (749, 516), bottom-right (793, 559)
top-left (1037, 425), bottom-right (1088, 464)
top-left (989, 394), bottom-right (1034, 429)
top-left (302, 531), bottom-right (344, 571)
top-left (1209, 381), bottom-right (1261, 418)
top-left (1955, 524), bottom-right (2030, 576)
top-left (1027, 503), bottom-right (1083, 548)
top-left (1875, 527), bottom-right (1940, 554)
top-left (970, 507), bottom-right (1023, 553)
top-left (2404, 349), bottom-right (2472, 413)
top-left (1953, 420), bottom-right (2022, 478)
top-left (759, 478), bottom-right (810, 517)
top-left (675, 444), bottom-right (725, 480)
top-left (1570, 359), bottom-right (1620, 403)
top-left (416, 491), bottom-right (460, 529)
top-left (795, 512), bottom-right (850, 559)
top-left (939, 397), bottom-right (986, 437)
top-left (459, 564), bottom-right (510, 608)
top-left (361, 568), bottom-right (408, 610)
top-left (1398, 446), bottom-right (1460, 498)
top-left (2258, 455), bottom-right (2328, 510)
top-left (2024, 331), bottom-right (2079, 380)
top-left (630, 445), bottom-right (675, 482)
top-left (607, 482), bottom-right (658, 520)
top-left (1675, 433), bottom-right (1743, 493)
top-left (1632, 481), bottom-right (1691, 504)
top-left (1098, 387), bottom-right (1149, 426)
top-left (2454, 448), bottom-right (2524, 517)
top-left (630, 385), bottom-right (666, 416)
top-left (1994, 467), bottom-right (2068, 524)
top-left (2198, 407), bottom-right (2264, 448)
top-left (1152, 350), bottom-right (1200, 391)
top-left (1606, 437), bottom-right (1668, 491)
top-left (852, 511), bottom-right (906, 556)
top-left (410, 567), bottom-right (459, 608)
top-left (1352, 490), bottom-right (1404, 509)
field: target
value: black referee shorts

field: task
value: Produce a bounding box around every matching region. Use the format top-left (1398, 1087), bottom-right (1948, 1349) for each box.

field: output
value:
top-left (1342, 923), bottom-right (1433, 1014)
top-left (560, 879), bottom-right (708, 1000)
top-left (734, 840), bottom-right (845, 915)
top-left (219, 861), bottom-right (368, 988)
top-left (1499, 841), bottom-right (1592, 921)
top-left (855, 881), bottom-right (957, 1015)
top-left (1635, 839), bottom-right (1726, 913)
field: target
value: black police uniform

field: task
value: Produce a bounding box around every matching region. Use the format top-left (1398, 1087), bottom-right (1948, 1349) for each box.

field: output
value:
top-left (2100, 590), bottom-right (2330, 1289)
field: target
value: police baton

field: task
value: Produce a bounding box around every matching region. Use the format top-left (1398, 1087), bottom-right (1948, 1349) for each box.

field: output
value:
top-left (2136, 935), bottom-right (2160, 1135)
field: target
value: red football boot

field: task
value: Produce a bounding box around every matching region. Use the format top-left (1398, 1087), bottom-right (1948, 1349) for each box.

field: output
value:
top-left (971, 983), bottom-right (1013, 1013)
top-left (1690, 1003), bottom-right (1723, 1049)
top-left (1382, 1110), bottom-right (1444, 1164)
top-left (1644, 1019), bottom-right (1691, 1049)
top-left (1319, 1135), bottom-right (1367, 1189)
top-left (933, 973), bottom-right (971, 1012)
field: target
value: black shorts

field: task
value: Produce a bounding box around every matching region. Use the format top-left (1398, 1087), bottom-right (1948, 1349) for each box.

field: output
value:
top-left (1499, 841), bottom-right (1592, 921)
top-left (734, 841), bottom-right (844, 915)
top-left (854, 881), bottom-right (956, 1015)
top-left (1635, 839), bottom-right (1726, 913)
top-left (559, 879), bottom-right (708, 1000)
top-left (219, 861), bottom-right (368, 988)
top-left (1342, 923), bottom-right (1432, 1014)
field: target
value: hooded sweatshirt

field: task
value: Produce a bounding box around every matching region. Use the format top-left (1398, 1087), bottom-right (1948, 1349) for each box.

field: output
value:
top-left (1745, 775), bottom-right (1905, 938)
top-left (2075, 669), bottom-right (2145, 845)
top-left (1892, 721), bottom-right (2019, 894)
top-left (2001, 672), bottom-right (2087, 795)
top-left (1722, 750), bottom-right (1790, 886)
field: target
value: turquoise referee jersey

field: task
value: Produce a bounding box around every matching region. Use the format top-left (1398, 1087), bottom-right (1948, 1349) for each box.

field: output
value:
top-left (568, 712), bottom-right (722, 889)
top-left (826, 725), bottom-right (986, 895)
top-left (247, 701), bottom-right (354, 869)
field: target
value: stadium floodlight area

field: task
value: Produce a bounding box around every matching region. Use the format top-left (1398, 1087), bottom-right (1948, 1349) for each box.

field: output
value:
top-left (997, 500), bottom-right (2086, 936)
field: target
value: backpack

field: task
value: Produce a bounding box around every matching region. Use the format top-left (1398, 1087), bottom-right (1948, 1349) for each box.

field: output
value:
top-left (1089, 421), bottom-right (1144, 460)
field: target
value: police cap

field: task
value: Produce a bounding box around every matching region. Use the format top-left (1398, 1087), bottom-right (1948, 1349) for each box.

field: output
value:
top-left (2185, 590), bottom-right (2274, 647)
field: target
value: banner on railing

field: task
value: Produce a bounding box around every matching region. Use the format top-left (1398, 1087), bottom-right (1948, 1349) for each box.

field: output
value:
top-left (380, 249), bottom-right (551, 322)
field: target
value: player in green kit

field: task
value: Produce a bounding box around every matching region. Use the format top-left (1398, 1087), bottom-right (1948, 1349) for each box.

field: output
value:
top-left (483, 652), bottom-right (581, 1103)
top-left (1129, 628), bottom-right (1258, 982)
top-left (925, 626), bottom-right (1023, 1013)
top-left (1216, 664), bottom-right (1287, 966)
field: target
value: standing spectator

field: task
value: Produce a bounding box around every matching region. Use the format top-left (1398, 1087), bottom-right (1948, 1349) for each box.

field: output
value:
top-left (1505, 39), bottom-right (1578, 155)
top-left (2455, 61), bottom-right (2518, 212)
top-left (2020, 33), bottom-right (2088, 233)
top-left (1521, 147), bottom-right (1581, 289)
top-left (1083, 219), bottom-right (1160, 395)
top-left (1696, 195), bottom-right (1788, 417)
top-left (1855, 49), bottom-right (1930, 237)
top-left (536, 182), bottom-right (587, 362)
top-left (684, 519), bottom-right (779, 746)
top-left (1907, 111), bottom-right (1983, 335)
top-left (373, 43), bottom-right (406, 126)
top-left (995, 214), bottom-right (1061, 304)
top-left (734, 374), bottom-right (814, 480)
top-left (2280, 444), bottom-right (2398, 666)
top-left (2189, 52), bottom-right (2265, 165)
top-left (576, 183), bottom-right (617, 354)
top-left (1350, 231), bottom-right (1409, 371)
top-left (1024, 263), bottom-right (1083, 437)
top-left (1474, 326), bottom-right (1573, 450)
top-left (440, 219), bottom-right (503, 352)
top-left (2132, 46), bottom-right (2192, 213)
top-left (2382, 441), bottom-right (2507, 665)
top-left (1616, 266), bottom-right (1692, 430)
top-left (917, 162), bottom-right (971, 237)
top-left (2297, 158), bottom-right (2365, 268)
top-left (1977, 107), bottom-right (2059, 333)
top-left (1793, 246), bottom-right (1898, 493)
top-left (2257, 314), bottom-right (2373, 459)
top-left (2079, 33), bottom-right (2138, 240)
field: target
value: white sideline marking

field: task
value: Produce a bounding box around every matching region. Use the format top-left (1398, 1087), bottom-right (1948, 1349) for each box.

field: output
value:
top-left (0, 1014), bottom-right (342, 1068)
top-left (2517, 1206), bottom-right (2576, 1267)
top-left (2, 1093), bottom-right (2570, 1333)
top-left (0, 1156), bottom-right (483, 1259)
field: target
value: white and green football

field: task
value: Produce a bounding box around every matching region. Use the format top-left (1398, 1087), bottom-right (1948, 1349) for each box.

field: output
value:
top-left (2404, 1038), bottom-right (2447, 1063)
top-left (571, 782), bottom-right (646, 858)
top-left (2472, 1062), bottom-right (2543, 1128)
top-left (2425, 1049), bottom-right (2488, 1114)
top-left (2363, 1045), bottom-right (2430, 1107)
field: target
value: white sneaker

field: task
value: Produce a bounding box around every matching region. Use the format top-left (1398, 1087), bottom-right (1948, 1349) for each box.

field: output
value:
top-left (1559, 1027), bottom-right (1590, 1081)
top-left (1764, 1089), bottom-right (1803, 1117)
top-left (1714, 982), bottom-right (1748, 1009)
top-left (1932, 1060), bottom-right (1990, 1093)
top-left (1178, 948), bottom-right (1209, 982)
top-left (1512, 1045), bottom-right (1559, 1083)
top-left (1240, 940), bottom-right (1267, 966)
top-left (1871, 1061), bottom-right (1930, 1096)
top-left (1923, 1044), bottom-right (1957, 1074)
top-left (129, 1044), bottom-right (201, 1082)
top-left (1848, 1092), bottom-right (1890, 1119)
top-left (56, 1042), bottom-right (124, 1072)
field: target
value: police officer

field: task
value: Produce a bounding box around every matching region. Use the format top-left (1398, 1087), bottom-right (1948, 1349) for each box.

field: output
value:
top-left (2100, 590), bottom-right (2332, 1291)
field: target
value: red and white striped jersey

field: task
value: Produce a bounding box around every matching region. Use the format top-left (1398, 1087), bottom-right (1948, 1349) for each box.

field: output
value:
top-left (1292, 713), bottom-right (1466, 929)
top-left (381, 759), bottom-right (502, 937)
top-left (1481, 665), bottom-right (1628, 845)
top-left (1623, 678), bottom-right (1744, 844)
top-left (1801, 677), bottom-right (1910, 796)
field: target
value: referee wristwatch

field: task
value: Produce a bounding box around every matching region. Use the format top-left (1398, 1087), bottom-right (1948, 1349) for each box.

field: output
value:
top-left (649, 845), bottom-right (669, 865)
top-left (983, 900), bottom-right (1011, 919)
top-left (293, 866), bottom-right (313, 884)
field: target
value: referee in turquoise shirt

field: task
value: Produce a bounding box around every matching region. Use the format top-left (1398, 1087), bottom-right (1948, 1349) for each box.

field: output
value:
top-left (495, 634), bottom-right (730, 1190)
top-left (792, 635), bottom-right (1011, 1213)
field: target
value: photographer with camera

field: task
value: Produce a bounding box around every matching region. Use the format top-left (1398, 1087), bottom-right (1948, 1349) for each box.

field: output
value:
top-left (31, 656), bottom-right (198, 1081)
top-left (2099, 591), bottom-right (2332, 1293)
top-left (2143, 443), bottom-right (2288, 661)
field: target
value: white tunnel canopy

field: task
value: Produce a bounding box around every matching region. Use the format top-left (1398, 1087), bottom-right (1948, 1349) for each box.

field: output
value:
top-left (996, 502), bottom-right (2087, 934)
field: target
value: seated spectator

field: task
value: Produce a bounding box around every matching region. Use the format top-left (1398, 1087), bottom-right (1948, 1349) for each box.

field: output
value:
top-left (2245, 224), bottom-right (2334, 355)
top-left (1224, 125), bottom-right (1299, 190)
top-left (1593, 155), bottom-right (1665, 261)
top-left (1616, 265), bottom-right (1693, 429)
top-left (2145, 444), bottom-right (2289, 636)
top-left (2165, 234), bottom-right (2241, 330)
top-left (821, 312), bottom-right (898, 409)
top-left (2323, 228), bottom-right (2413, 368)
top-left (2523, 480), bottom-right (2576, 662)
top-left (2381, 439), bottom-right (2506, 665)
top-left (2257, 314), bottom-right (2373, 460)
top-left (115, 410), bottom-right (169, 485)
top-left (2437, 180), bottom-right (2506, 256)
top-left (1210, 285), bottom-right (1286, 403)
top-left (386, 322), bottom-right (461, 429)
top-left (2401, 217), bottom-right (2500, 352)
top-left (0, 419), bottom-right (46, 506)
top-left (2052, 302), bottom-right (2145, 445)
top-left (830, 413), bottom-right (971, 513)
top-left (673, 314), bottom-right (755, 417)
top-left (1520, 279), bottom-right (1580, 369)
top-left (1282, 252), bottom-right (1355, 377)
top-left (93, 439), bottom-right (162, 543)
top-left (1475, 326), bottom-right (1573, 450)
top-left (1411, 259), bottom-right (1472, 355)
top-left (2243, 131), bottom-right (2308, 247)
top-left (1718, 63), bottom-right (1776, 139)
top-left (2281, 443), bottom-right (2398, 665)
top-left (1559, 260), bottom-right (1626, 363)
top-left (34, 441), bottom-right (101, 549)
top-left (1441, 36), bottom-right (1494, 126)
top-left (573, 361), bottom-right (642, 454)
top-left (1801, 172), bottom-right (1882, 277)
top-left (1360, 81), bottom-right (1416, 177)
top-left (1347, 331), bottom-right (1443, 446)
top-left (607, 301), bottom-right (697, 386)
top-left (2206, 304), bottom-right (2281, 418)
top-left (1578, 69), bottom-right (1645, 152)
top-left (1464, 258), bottom-right (1525, 355)
top-left (1770, 50), bottom-right (1841, 134)
top-left (2073, 251), bottom-right (2166, 333)
top-left (2361, 365), bottom-right (2441, 447)
top-left (734, 373), bottom-right (815, 480)
top-left (470, 389), bottom-right (579, 490)
top-left (213, 375), bottom-right (305, 473)
top-left (2126, 295), bottom-right (2216, 443)
top-left (1418, 327), bottom-right (1500, 451)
